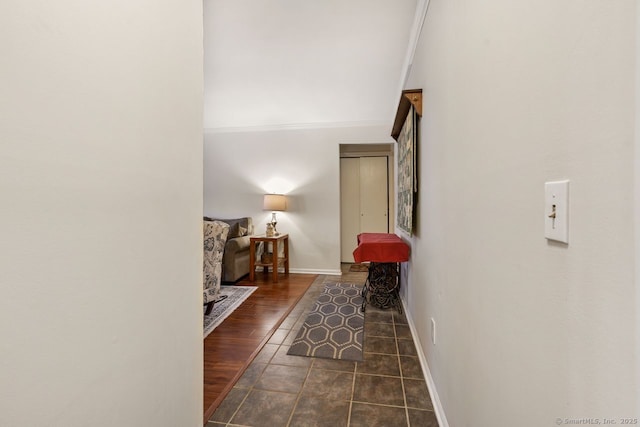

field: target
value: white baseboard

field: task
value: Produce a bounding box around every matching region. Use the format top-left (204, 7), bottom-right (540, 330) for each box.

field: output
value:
top-left (289, 268), bottom-right (342, 275)
top-left (256, 268), bottom-right (341, 275)
top-left (401, 297), bottom-right (450, 427)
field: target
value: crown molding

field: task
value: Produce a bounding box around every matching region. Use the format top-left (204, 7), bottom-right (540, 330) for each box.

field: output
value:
top-left (204, 119), bottom-right (390, 134)
top-left (396, 0), bottom-right (431, 95)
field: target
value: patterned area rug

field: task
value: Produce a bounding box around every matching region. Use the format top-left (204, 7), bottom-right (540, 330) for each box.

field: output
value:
top-left (204, 286), bottom-right (257, 339)
top-left (287, 283), bottom-right (364, 361)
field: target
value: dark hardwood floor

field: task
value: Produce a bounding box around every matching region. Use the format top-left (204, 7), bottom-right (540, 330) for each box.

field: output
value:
top-left (203, 273), bottom-right (317, 423)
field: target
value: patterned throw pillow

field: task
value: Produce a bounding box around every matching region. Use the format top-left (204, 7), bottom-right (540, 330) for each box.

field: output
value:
top-left (203, 218), bottom-right (250, 239)
top-left (227, 222), bottom-right (241, 238)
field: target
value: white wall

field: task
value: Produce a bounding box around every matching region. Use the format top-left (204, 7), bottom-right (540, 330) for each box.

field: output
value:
top-left (204, 125), bottom-right (394, 274)
top-left (401, 1), bottom-right (638, 426)
top-left (636, 0), bottom-right (640, 414)
top-left (0, 1), bottom-right (204, 426)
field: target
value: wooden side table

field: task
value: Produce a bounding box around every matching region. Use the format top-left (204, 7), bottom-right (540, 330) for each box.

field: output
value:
top-left (249, 234), bottom-right (289, 282)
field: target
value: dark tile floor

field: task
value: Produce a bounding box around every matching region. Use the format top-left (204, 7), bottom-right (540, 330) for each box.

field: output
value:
top-left (207, 267), bottom-right (439, 427)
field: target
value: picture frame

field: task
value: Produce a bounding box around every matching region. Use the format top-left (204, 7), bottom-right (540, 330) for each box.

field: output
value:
top-left (392, 89), bottom-right (421, 235)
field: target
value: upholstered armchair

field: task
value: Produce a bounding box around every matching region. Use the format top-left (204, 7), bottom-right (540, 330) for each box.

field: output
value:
top-left (203, 219), bottom-right (230, 315)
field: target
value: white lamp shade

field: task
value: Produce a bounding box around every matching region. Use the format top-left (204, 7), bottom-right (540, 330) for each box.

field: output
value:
top-left (263, 194), bottom-right (287, 211)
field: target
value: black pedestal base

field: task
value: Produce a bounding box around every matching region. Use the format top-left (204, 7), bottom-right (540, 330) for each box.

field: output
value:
top-left (361, 262), bottom-right (402, 314)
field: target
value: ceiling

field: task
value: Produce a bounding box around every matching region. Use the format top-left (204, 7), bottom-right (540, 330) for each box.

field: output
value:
top-left (203, 0), bottom-right (418, 131)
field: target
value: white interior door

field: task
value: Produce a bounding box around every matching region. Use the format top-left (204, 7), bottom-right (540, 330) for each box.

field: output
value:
top-left (359, 156), bottom-right (388, 233)
top-left (340, 156), bottom-right (389, 263)
top-left (340, 158), bottom-right (360, 263)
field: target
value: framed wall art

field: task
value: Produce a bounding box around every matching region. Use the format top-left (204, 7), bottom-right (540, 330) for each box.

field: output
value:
top-left (392, 89), bottom-right (422, 235)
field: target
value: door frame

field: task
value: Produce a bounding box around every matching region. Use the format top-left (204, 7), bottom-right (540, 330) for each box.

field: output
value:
top-left (338, 143), bottom-right (395, 263)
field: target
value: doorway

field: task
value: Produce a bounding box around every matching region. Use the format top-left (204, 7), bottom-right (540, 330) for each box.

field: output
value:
top-left (339, 144), bottom-right (394, 263)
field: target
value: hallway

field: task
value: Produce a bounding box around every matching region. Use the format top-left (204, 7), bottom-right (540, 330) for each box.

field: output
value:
top-left (208, 269), bottom-right (438, 427)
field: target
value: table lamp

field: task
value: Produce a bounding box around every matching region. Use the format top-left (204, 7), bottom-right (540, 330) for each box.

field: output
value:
top-left (263, 194), bottom-right (287, 235)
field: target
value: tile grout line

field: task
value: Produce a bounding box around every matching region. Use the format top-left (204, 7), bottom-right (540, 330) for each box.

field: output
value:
top-left (280, 276), bottom-right (324, 427)
top-left (395, 308), bottom-right (412, 426)
top-left (224, 385), bottom-right (252, 427)
top-left (349, 399), bottom-right (413, 409)
top-left (284, 354), bottom-right (313, 427)
top-left (284, 294), bottom-right (315, 427)
top-left (347, 285), bottom-right (368, 427)
top-left (347, 325), bottom-right (360, 427)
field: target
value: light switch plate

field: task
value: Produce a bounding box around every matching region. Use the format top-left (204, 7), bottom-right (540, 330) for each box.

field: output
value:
top-left (544, 180), bottom-right (569, 243)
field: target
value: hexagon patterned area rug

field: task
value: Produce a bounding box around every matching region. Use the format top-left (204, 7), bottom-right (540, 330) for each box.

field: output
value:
top-left (287, 282), bottom-right (364, 361)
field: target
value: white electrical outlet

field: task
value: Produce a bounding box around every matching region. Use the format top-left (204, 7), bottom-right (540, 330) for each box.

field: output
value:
top-left (431, 318), bottom-right (436, 345)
